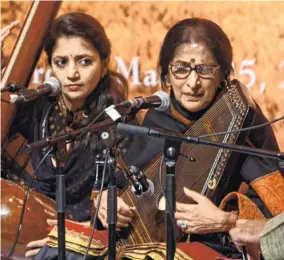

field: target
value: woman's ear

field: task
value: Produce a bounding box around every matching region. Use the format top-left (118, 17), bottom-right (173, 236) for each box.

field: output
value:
top-left (165, 74), bottom-right (172, 86)
top-left (101, 57), bottom-right (110, 78)
top-left (101, 67), bottom-right (108, 78)
top-left (220, 70), bottom-right (225, 82)
top-left (162, 74), bottom-right (172, 94)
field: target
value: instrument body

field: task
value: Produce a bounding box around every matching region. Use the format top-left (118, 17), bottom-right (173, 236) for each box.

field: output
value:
top-left (118, 81), bottom-right (256, 245)
top-left (1, 179), bottom-right (57, 258)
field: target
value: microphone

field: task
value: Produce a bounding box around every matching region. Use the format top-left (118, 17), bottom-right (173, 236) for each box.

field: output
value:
top-left (116, 91), bottom-right (170, 112)
top-left (128, 165), bottom-right (154, 198)
top-left (9, 77), bottom-right (60, 104)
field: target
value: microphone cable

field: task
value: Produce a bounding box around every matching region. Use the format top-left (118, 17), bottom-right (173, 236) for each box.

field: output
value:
top-left (82, 149), bottom-right (109, 260)
top-left (158, 155), bottom-right (177, 253)
top-left (6, 147), bottom-right (54, 259)
top-left (199, 116), bottom-right (284, 139)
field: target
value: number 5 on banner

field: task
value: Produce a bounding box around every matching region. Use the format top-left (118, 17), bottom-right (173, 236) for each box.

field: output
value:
top-left (239, 59), bottom-right (256, 88)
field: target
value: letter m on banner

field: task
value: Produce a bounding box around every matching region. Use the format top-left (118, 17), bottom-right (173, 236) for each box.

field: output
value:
top-left (115, 56), bottom-right (142, 86)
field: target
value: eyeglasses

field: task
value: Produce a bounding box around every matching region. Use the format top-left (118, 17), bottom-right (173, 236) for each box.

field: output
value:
top-left (169, 63), bottom-right (220, 79)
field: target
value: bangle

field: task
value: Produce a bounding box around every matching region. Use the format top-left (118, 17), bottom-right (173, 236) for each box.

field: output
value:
top-left (231, 210), bottom-right (238, 228)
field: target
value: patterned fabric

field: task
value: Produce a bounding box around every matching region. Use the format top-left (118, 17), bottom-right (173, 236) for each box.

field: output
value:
top-left (116, 243), bottom-right (193, 260)
top-left (251, 171), bottom-right (284, 216)
top-left (46, 220), bottom-right (194, 259)
top-left (34, 246), bottom-right (105, 260)
top-left (260, 212), bottom-right (284, 260)
top-left (47, 220), bottom-right (108, 257)
top-left (219, 192), bottom-right (265, 220)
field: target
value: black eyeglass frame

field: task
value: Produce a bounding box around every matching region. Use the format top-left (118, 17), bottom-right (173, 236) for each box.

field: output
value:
top-left (169, 63), bottom-right (220, 79)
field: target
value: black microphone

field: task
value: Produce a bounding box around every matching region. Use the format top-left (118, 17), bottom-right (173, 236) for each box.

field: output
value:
top-left (128, 165), bottom-right (154, 198)
top-left (116, 91), bottom-right (170, 112)
top-left (9, 77), bottom-right (60, 104)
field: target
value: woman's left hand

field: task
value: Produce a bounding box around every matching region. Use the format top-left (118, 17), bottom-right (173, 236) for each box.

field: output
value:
top-left (175, 187), bottom-right (235, 234)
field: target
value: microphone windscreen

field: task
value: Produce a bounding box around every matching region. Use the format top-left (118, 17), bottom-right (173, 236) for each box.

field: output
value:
top-left (153, 91), bottom-right (170, 111)
top-left (44, 77), bottom-right (61, 96)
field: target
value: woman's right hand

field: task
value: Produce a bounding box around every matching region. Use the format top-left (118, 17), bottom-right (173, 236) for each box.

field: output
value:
top-left (94, 190), bottom-right (136, 230)
top-left (0, 20), bottom-right (19, 44)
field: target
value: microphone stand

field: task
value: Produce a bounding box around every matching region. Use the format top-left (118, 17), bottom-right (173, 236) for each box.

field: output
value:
top-left (54, 140), bottom-right (66, 260)
top-left (116, 123), bottom-right (284, 260)
top-left (24, 119), bottom-right (118, 260)
top-left (117, 123), bottom-right (284, 162)
top-left (93, 144), bottom-right (117, 260)
top-left (163, 139), bottom-right (181, 260)
top-left (107, 149), bottom-right (117, 260)
top-left (100, 131), bottom-right (117, 260)
top-left (24, 119), bottom-right (117, 153)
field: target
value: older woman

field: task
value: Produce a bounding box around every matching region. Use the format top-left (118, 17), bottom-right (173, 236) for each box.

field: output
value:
top-left (109, 18), bottom-right (283, 259)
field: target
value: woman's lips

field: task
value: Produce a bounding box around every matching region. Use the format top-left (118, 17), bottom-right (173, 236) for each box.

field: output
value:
top-left (183, 93), bottom-right (203, 101)
top-left (65, 84), bottom-right (82, 91)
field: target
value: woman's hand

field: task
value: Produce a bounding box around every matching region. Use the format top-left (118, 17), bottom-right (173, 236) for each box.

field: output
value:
top-left (94, 190), bottom-right (136, 231)
top-left (229, 219), bottom-right (266, 245)
top-left (25, 219), bottom-right (57, 257)
top-left (1, 20), bottom-right (19, 70)
top-left (175, 187), bottom-right (235, 234)
top-left (1, 20), bottom-right (19, 44)
top-left (229, 219), bottom-right (267, 260)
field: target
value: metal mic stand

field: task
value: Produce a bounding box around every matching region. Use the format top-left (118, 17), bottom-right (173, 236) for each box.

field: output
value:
top-left (163, 139), bottom-right (181, 260)
top-left (54, 140), bottom-right (67, 260)
top-left (107, 153), bottom-right (117, 260)
top-left (100, 131), bottom-right (117, 260)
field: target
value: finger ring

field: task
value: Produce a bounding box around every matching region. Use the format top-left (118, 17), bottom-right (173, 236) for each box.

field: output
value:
top-left (177, 219), bottom-right (188, 229)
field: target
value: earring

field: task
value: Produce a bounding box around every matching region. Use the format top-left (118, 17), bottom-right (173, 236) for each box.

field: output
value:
top-left (102, 69), bottom-right (108, 79)
top-left (163, 75), bottom-right (171, 95)
top-left (220, 77), bottom-right (231, 90)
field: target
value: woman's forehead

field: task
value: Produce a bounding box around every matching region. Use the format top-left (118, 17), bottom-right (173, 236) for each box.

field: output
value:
top-left (52, 35), bottom-right (99, 56)
top-left (173, 43), bottom-right (217, 64)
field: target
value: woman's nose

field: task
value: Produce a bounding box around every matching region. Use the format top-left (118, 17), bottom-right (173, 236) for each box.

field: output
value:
top-left (67, 63), bottom-right (79, 80)
top-left (185, 70), bottom-right (200, 90)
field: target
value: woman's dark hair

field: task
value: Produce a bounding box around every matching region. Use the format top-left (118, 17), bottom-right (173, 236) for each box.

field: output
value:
top-left (158, 18), bottom-right (233, 86)
top-left (44, 13), bottom-right (127, 150)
